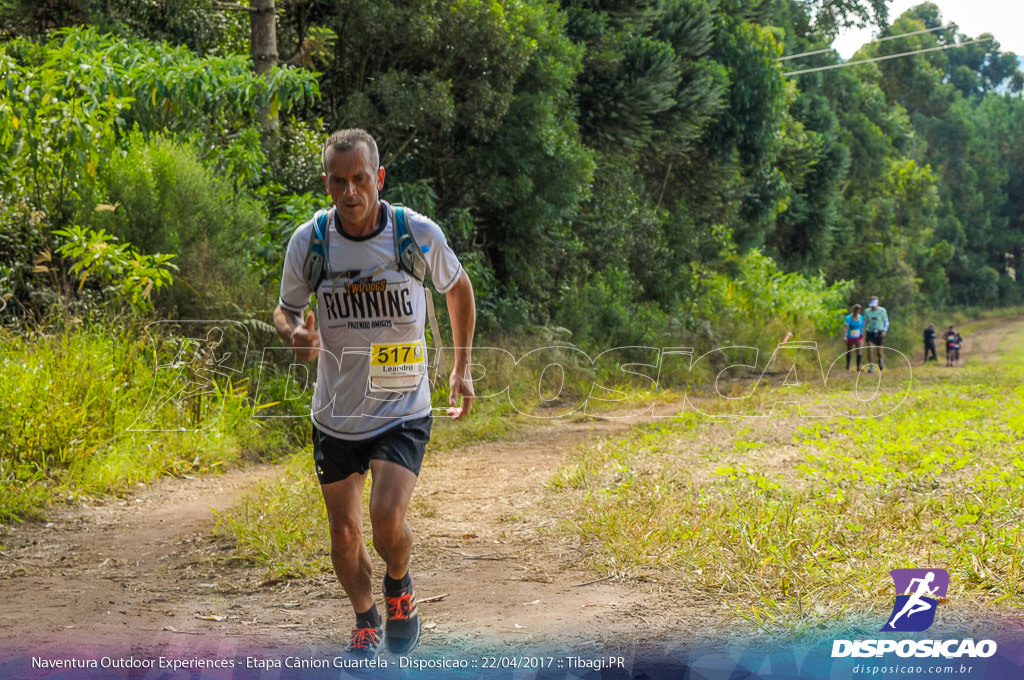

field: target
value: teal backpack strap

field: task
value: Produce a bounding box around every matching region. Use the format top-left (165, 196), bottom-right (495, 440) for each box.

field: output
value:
top-left (392, 205), bottom-right (446, 381)
top-left (393, 205), bottom-right (429, 284)
top-left (302, 209), bottom-right (330, 292)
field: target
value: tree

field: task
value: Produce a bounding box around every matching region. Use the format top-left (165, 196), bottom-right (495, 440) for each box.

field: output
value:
top-left (0, 27), bottom-right (318, 318)
top-left (249, 0), bottom-right (279, 132)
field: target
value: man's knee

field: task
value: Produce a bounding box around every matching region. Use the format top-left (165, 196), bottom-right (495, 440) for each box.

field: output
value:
top-left (370, 505), bottom-right (408, 544)
top-left (328, 515), bottom-right (364, 552)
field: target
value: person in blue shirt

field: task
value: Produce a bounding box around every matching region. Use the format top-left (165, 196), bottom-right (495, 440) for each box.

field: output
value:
top-left (843, 303), bottom-right (866, 371)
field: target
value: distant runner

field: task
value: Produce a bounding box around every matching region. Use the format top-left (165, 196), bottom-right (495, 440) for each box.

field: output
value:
top-left (945, 326), bottom-right (963, 367)
top-left (923, 324), bottom-right (938, 364)
top-left (843, 304), bottom-right (865, 371)
top-left (863, 296), bottom-right (889, 372)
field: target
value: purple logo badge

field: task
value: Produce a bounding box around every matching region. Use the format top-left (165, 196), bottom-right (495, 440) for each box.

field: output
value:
top-left (881, 569), bottom-right (949, 632)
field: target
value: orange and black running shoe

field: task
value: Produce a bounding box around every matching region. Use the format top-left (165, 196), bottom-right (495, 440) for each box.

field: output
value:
top-left (384, 583), bottom-right (420, 654)
top-left (346, 624), bottom-right (383, 659)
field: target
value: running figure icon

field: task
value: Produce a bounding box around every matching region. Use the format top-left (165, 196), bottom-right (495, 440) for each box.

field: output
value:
top-left (886, 571), bottom-right (938, 628)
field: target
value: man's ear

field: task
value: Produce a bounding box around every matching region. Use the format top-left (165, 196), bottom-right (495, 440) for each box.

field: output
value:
top-left (377, 166), bottom-right (386, 190)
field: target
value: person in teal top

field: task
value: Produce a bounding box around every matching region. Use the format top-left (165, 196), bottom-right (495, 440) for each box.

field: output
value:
top-left (863, 296), bottom-right (889, 372)
top-left (843, 303), bottom-right (865, 371)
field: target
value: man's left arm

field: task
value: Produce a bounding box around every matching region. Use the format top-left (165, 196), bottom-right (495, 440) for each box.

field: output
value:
top-left (445, 269), bottom-right (476, 420)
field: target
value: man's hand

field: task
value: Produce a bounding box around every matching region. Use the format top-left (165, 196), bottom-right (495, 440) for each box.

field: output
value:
top-left (444, 269), bottom-right (476, 420)
top-left (446, 364), bottom-right (475, 420)
top-left (292, 311), bottom-right (320, 362)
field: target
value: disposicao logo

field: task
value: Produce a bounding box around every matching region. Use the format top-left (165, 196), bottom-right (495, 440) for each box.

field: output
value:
top-left (831, 568), bottom-right (998, 659)
top-left (881, 568), bottom-right (948, 632)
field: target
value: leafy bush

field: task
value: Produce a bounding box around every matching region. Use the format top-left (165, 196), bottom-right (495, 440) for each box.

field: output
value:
top-left (78, 133), bottom-right (269, 319)
top-left (53, 225), bottom-right (177, 314)
top-left (0, 27), bottom-right (319, 322)
top-left (700, 249), bottom-right (853, 350)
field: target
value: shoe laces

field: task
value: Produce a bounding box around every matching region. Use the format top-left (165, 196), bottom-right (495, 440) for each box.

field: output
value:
top-left (386, 592), bottom-right (416, 621)
top-left (348, 626), bottom-right (381, 650)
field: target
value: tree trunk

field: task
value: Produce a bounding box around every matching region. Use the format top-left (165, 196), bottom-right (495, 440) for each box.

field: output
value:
top-left (249, 0), bottom-right (279, 132)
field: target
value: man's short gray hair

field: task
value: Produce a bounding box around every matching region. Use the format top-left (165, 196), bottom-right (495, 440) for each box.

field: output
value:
top-left (322, 129), bottom-right (380, 172)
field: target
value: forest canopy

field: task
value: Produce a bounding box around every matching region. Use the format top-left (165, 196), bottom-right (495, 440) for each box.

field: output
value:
top-left (2, 0), bottom-right (1022, 350)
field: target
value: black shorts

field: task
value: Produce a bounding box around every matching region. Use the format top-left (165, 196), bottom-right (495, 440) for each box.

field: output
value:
top-left (866, 330), bottom-right (885, 346)
top-left (312, 415), bottom-right (432, 485)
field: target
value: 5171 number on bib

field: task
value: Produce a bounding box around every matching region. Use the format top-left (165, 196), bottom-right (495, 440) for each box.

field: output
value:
top-left (368, 341), bottom-right (426, 393)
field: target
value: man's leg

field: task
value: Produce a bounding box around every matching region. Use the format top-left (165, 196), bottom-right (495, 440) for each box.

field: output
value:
top-left (368, 459), bottom-right (418, 580)
top-left (321, 472), bottom-right (374, 613)
top-left (321, 471), bottom-right (388, 658)
top-left (368, 459), bottom-right (421, 654)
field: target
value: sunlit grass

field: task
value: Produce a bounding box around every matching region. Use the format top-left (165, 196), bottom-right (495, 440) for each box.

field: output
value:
top-left (0, 324), bottom-right (300, 522)
top-left (549, 321), bottom-right (1024, 636)
top-left (219, 316), bottom-right (1024, 627)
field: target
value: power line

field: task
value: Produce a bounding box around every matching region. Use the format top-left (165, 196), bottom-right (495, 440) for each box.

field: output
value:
top-left (783, 37), bottom-right (991, 77)
top-left (778, 24), bottom-right (957, 62)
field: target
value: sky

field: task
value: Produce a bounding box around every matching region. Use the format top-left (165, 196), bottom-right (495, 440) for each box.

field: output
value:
top-left (832, 0), bottom-right (1024, 59)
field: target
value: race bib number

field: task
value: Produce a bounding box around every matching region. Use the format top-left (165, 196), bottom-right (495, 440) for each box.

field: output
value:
top-left (849, 329), bottom-right (861, 339)
top-left (368, 341), bottom-right (426, 393)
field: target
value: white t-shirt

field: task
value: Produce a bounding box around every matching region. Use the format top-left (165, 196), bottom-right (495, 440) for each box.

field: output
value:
top-left (278, 200), bottom-right (463, 440)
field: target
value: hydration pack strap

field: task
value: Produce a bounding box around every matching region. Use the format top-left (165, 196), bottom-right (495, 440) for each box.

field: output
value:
top-left (393, 205), bottom-right (447, 382)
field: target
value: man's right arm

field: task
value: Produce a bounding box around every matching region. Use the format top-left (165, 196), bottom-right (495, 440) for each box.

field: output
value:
top-left (273, 304), bottom-right (320, 362)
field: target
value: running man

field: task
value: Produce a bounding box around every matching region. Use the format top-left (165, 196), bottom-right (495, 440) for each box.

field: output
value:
top-left (863, 296), bottom-right (889, 372)
top-left (887, 571), bottom-right (939, 629)
top-left (273, 129), bottom-right (476, 658)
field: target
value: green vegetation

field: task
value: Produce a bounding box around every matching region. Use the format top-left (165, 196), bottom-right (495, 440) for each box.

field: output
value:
top-left (4, 2), bottom-right (1024, 347)
top-left (549, 322), bottom-right (1024, 634)
top-left (0, 325), bottom-right (303, 521)
top-left (1, 3), bottom-right (1023, 638)
top-left (0, 26), bottom-right (318, 323)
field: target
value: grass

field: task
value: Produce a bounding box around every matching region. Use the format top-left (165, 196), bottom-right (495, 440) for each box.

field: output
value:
top-left (0, 323), bottom-right (302, 522)
top-left (549, 318), bottom-right (1024, 636)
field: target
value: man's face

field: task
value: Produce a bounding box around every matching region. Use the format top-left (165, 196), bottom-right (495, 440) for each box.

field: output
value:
top-left (870, 298), bottom-right (878, 308)
top-left (323, 142), bottom-right (385, 230)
